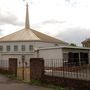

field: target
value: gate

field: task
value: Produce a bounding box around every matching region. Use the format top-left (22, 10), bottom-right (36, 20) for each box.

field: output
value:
top-left (9, 58), bottom-right (17, 76)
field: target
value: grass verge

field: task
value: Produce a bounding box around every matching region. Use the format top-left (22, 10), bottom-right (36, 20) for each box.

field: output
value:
top-left (30, 80), bottom-right (65, 90)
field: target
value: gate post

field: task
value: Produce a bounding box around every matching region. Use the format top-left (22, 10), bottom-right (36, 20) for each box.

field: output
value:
top-left (30, 58), bottom-right (44, 81)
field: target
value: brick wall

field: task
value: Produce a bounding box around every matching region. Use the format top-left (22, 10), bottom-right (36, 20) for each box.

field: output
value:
top-left (43, 75), bottom-right (90, 89)
top-left (30, 58), bottom-right (44, 80)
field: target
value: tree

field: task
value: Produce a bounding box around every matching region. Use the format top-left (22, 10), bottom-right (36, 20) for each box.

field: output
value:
top-left (69, 43), bottom-right (77, 46)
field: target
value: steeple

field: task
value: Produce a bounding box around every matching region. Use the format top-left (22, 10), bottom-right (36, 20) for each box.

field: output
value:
top-left (25, 3), bottom-right (30, 29)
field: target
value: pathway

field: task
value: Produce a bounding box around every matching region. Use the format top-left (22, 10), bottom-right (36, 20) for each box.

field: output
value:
top-left (0, 74), bottom-right (52, 90)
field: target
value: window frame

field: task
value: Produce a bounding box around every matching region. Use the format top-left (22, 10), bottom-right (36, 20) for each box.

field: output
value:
top-left (6, 45), bottom-right (10, 51)
top-left (0, 45), bottom-right (3, 51)
top-left (14, 45), bottom-right (18, 51)
top-left (29, 45), bottom-right (33, 51)
top-left (21, 45), bottom-right (25, 51)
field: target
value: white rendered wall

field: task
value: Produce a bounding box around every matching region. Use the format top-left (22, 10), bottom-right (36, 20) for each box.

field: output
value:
top-left (0, 41), bottom-right (57, 53)
top-left (0, 54), bottom-right (34, 68)
top-left (0, 41), bottom-right (67, 68)
top-left (38, 48), bottom-right (63, 67)
top-left (38, 48), bottom-right (90, 67)
top-left (0, 41), bottom-right (58, 68)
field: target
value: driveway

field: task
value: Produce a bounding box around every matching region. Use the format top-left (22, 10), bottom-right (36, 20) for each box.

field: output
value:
top-left (0, 74), bottom-right (52, 90)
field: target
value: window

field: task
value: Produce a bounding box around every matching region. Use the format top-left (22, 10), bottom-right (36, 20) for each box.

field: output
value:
top-left (6, 45), bottom-right (10, 51)
top-left (54, 43), bottom-right (59, 46)
top-left (63, 53), bottom-right (68, 62)
top-left (14, 45), bottom-right (18, 51)
top-left (21, 45), bottom-right (25, 51)
top-left (0, 46), bottom-right (3, 51)
top-left (68, 52), bottom-right (79, 66)
top-left (29, 45), bottom-right (33, 51)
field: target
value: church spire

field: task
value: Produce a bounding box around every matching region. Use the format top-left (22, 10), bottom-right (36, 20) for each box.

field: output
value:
top-left (25, 3), bottom-right (30, 29)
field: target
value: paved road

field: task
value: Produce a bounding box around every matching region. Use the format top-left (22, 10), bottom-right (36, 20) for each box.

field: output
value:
top-left (0, 74), bottom-right (52, 90)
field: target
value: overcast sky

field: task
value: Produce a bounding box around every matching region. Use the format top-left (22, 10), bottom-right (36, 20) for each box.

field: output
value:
top-left (0, 0), bottom-right (90, 46)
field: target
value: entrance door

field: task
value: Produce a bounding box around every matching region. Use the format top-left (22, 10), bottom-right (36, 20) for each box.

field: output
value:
top-left (9, 58), bottom-right (17, 76)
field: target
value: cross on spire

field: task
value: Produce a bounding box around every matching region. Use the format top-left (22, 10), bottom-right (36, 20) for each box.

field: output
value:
top-left (25, 3), bottom-right (30, 29)
top-left (23, 0), bottom-right (32, 29)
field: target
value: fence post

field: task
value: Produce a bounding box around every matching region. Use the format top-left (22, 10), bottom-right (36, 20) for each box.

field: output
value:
top-left (30, 58), bottom-right (44, 81)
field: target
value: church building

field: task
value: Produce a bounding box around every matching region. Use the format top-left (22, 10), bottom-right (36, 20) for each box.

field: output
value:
top-left (0, 4), bottom-right (68, 68)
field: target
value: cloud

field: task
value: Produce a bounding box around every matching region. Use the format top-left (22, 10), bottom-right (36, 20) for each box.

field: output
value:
top-left (65, 0), bottom-right (71, 3)
top-left (56, 27), bottom-right (90, 46)
top-left (0, 29), bottom-right (3, 35)
top-left (65, 0), bottom-right (78, 7)
top-left (0, 9), bottom-right (23, 26)
top-left (42, 19), bottom-right (65, 25)
top-left (65, 0), bottom-right (77, 3)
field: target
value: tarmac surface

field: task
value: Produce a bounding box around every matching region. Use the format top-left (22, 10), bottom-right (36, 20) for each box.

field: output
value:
top-left (0, 74), bottom-right (52, 90)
